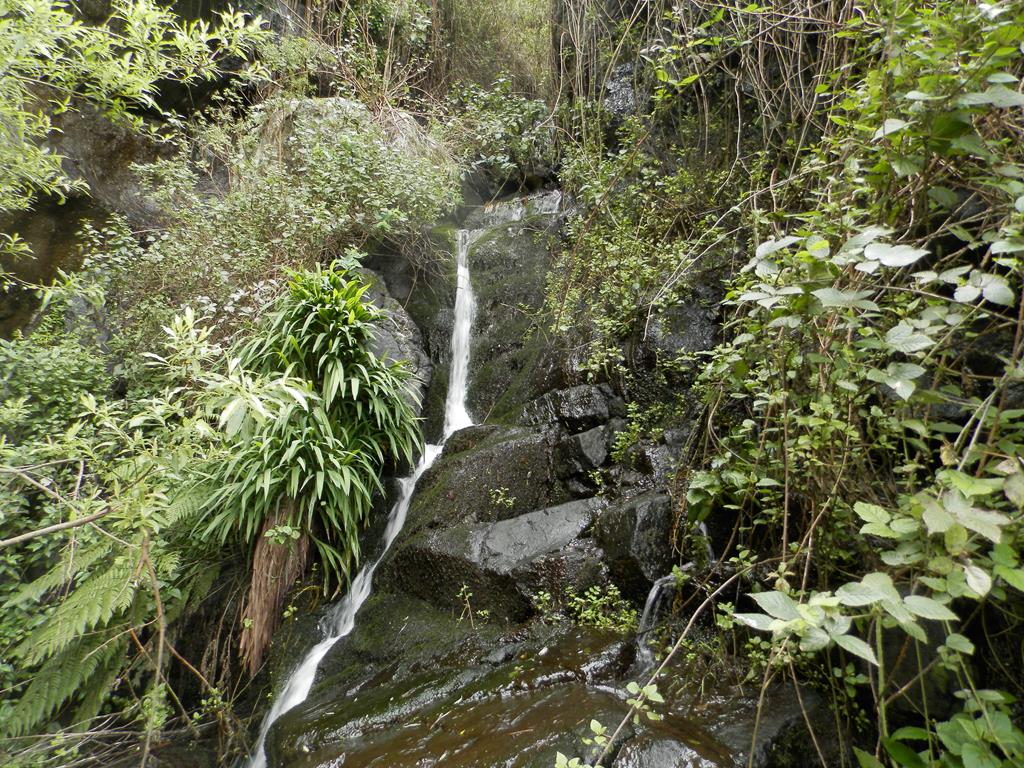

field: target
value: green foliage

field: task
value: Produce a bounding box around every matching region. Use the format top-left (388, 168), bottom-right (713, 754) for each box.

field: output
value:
top-left (436, 0), bottom-right (552, 97)
top-left (202, 263), bottom-right (421, 589)
top-left (555, 0), bottom-right (1024, 765)
top-left (547, 115), bottom-right (735, 374)
top-left (436, 78), bottom-right (554, 187)
top-left (564, 584), bottom-right (637, 632)
top-left (94, 93), bottom-right (459, 365)
top-left (0, 261), bottom-right (419, 750)
top-left (669, 1), bottom-right (1024, 765)
top-left (0, 0), bottom-right (266, 211)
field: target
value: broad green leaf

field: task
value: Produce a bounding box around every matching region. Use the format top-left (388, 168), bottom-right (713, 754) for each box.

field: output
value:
top-left (995, 565), bottom-right (1024, 593)
top-left (945, 633), bottom-right (975, 654)
top-left (874, 118), bottom-right (910, 140)
top-left (750, 590), bottom-right (801, 621)
top-left (921, 495), bottom-right (954, 534)
top-left (982, 276), bottom-right (1015, 306)
top-left (963, 563), bottom-right (992, 597)
top-left (960, 743), bottom-right (1001, 768)
top-left (755, 235), bottom-right (801, 258)
top-left (834, 633), bottom-right (878, 665)
top-left (885, 323), bottom-right (934, 353)
top-left (854, 747), bottom-right (884, 768)
top-left (813, 287), bottom-right (878, 310)
top-left (903, 595), bottom-right (958, 621)
top-left (959, 86), bottom-right (1024, 108)
top-left (836, 581), bottom-right (885, 607)
top-left (734, 613), bottom-right (775, 631)
top-left (865, 242), bottom-right (928, 267)
top-left (853, 502), bottom-right (890, 525)
top-left (883, 738), bottom-right (926, 768)
top-left (943, 490), bottom-right (1009, 542)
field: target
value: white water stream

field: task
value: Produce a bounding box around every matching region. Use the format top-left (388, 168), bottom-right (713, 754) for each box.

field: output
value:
top-left (246, 230), bottom-right (478, 768)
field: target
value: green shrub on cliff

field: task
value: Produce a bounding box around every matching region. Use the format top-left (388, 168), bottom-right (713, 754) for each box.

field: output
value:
top-left (0, 0), bottom-right (266, 213)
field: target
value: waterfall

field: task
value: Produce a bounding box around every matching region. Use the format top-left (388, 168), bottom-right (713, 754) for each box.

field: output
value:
top-left (635, 574), bottom-right (678, 671)
top-left (245, 230), bottom-right (478, 768)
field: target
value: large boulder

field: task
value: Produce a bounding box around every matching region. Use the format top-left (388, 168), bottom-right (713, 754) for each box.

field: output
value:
top-left (360, 268), bottom-right (433, 413)
top-left (595, 492), bottom-right (677, 600)
top-left (45, 101), bottom-right (175, 228)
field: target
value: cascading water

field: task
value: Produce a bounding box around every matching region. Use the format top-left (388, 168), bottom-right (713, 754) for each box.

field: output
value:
top-left (245, 229), bottom-right (478, 768)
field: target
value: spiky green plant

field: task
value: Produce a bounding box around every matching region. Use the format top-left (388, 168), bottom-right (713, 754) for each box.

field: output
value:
top-left (202, 262), bottom-right (422, 589)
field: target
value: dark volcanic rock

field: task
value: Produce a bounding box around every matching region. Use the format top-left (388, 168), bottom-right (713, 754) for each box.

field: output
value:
top-left (523, 384), bottom-right (625, 431)
top-left (595, 492), bottom-right (677, 599)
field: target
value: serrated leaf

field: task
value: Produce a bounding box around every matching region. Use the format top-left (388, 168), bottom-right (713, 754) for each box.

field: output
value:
top-left (836, 581), bottom-right (885, 607)
top-left (813, 287), bottom-right (878, 310)
top-left (853, 502), bottom-right (890, 524)
top-left (885, 323), bottom-right (935, 353)
top-left (903, 595), bottom-right (958, 621)
top-left (835, 633), bottom-right (878, 665)
top-left (750, 591), bottom-right (800, 621)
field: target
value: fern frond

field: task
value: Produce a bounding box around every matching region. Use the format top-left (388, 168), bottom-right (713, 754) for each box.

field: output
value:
top-left (162, 485), bottom-right (207, 527)
top-left (17, 559), bottom-right (138, 665)
top-left (4, 631), bottom-right (126, 737)
top-left (73, 637), bottom-right (129, 726)
top-left (5, 542), bottom-right (108, 608)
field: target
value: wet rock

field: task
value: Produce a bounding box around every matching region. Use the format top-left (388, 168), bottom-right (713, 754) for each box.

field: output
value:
top-left (556, 425), bottom-right (610, 478)
top-left (359, 268), bottom-right (433, 412)
top-left (476, 498), bottom-right (602, 572)
top-left (405, 425), bottom-right (570, 529)
top-left (604, 63), bottom-right (641, 121)
top-left (367, 191), bottom-right (568, 439)
top-left (523, 384), bottom-right (625, 432)
top-left (465, 200), bottom-right (569, 423)
top-left (595, 492), bottom-right (677, 599)
top-left (45, 101), bottom-right (175, 227)
top-left (614, 736), bottom-right (718, 768)
top-left (383, 497), bottom-right (604, 620)
top-left (711, 685), bottom-right (844, 768)
top-left (646, 297), bottom-right (719, 360)
top-left (270, 619), bottom-right (649, 768)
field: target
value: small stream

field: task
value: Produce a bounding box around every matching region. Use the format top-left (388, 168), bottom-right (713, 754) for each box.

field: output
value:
top-left (246, 224), bottom-right (481, 768)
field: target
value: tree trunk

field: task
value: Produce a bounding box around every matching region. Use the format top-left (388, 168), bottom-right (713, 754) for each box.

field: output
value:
top-left (239, 501), bottom-right (310, 676)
